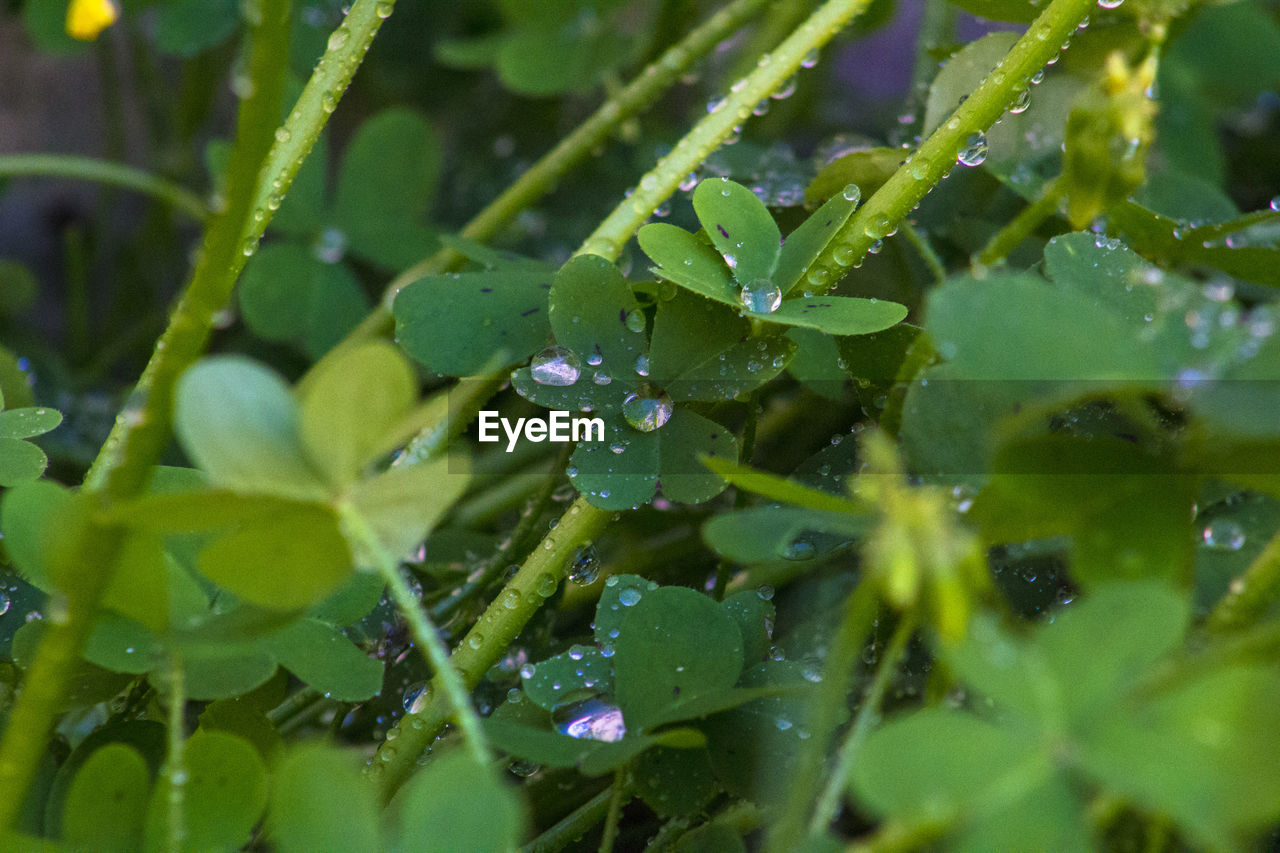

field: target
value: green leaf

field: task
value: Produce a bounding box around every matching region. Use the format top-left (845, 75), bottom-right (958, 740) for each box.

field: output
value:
top-left (265, 618), bottom-right (383, 701)
top-left (269, 744), bottom-right (381, 852)
top-left (238, 244), bottom-right (372, 359)
top-left (298, 341), bottom-right (416, 487)
top-left (638, 223), bottom-right (737, 304)
top-left (0, 406), bottom-right (62, 440)
top-left (775, 191), bottom-right (861, 295)
top-left (699, 457), bottom-right (861, 514)
top-left (1110, 201), bottom-right (1280, 289)
top-left (153, 0), bottom-right (240, 57)
top-left (0, 260), bottom-right (38, 317)
top-left (61, 743), bottom-right (151, 852)
top-left (593, 575), bottom-right (660, 647)
top-left (522, 647), bottom-right (614, 712)
top-left (393, 267), bottom-right (553, 375)
top-left (767, 296), bottom-right (907, 336)
top-left (703, 506), bottom-right (862, 563)
top-left (692, 179), bottom-right (781, 286)
top-left (849, 707), bottom-right (1047, 822)
top-left (44, 720), bottom-right (167, 838)
top-left (613, 586), bottom-right (744, 731)
top-left (924, 34), bottom-right (1021, 136)
top-left (633, 747), bottom-right (717, 817)
top-left (1, 480), bottom-right (76, 590)
top-left (656, 410), bottom-right (740, 506)
top-left (804, 148), bottom-right (897, 206)
top-left (0, 439), bottom-right (50, 488)
top-left (346, 455), bottom-right (470, 564)
top-left (332, 109), bottom-right (442, 269)
top-left (183, 646), bottom-right (279, 701)
top-left (198, 698), bottom-right (284, 766)
top-left (144, 731), bottom-right (268, 852)
top-left (389, 750), bottom-right (526, 851)
top-left (174, 357), bottom-right (329, 501)
top-left (721, 590), bottom-right (776, 666)
top-left (196, 506), bottom-right (351, 610)
top-left (569, 417), bottom-right (661, 510)
top-left (549, 254), bottom-right (648, 375)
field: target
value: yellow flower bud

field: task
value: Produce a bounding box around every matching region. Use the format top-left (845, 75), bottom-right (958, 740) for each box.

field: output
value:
top-left (67, 0), bottom-right (120, 42)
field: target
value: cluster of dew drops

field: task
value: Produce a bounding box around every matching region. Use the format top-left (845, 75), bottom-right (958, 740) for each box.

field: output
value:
top-left (527, 344), bottom-right (673, 433)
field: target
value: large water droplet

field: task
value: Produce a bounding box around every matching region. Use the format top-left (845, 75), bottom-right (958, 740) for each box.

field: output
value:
top-left (622, 384), bottom-right (673, 432)
top-left (531, 346), bottom-right (581, 386)
top-left (800, 47), bottom-right (820, 68)
top-left (1097, 0), bottom-right (1123, 8)
top-left (1009, 89), bottom-right (1031, 115)
top-left (624, 309), bottom-right (646, 333)
top-left (957, 132), bottom-right (988, 167)
top-left (551, 695), bottom-right (626, 742)
top-left (566, 544), bottom-right (600, 585)
top-left (739, 278), bottom-right (782, 314)
top-left (327, 25), bottom-right (350, 51)
top-left (1202, 519), bottom-right (1245, 551)
top-left (402, 681), bottom-right (426, 712)
top-left (618, 586), bottom-right (642, 606)
top-left (841, 183), bottom-right (860, 203)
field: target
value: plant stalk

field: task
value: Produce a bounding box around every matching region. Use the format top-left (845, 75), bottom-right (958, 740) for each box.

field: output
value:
top-left (0, 154), bottom-right (209, 221)
top-left (1206, 529), bottom-right (1280, 634)
top-left (975, 177), bottom-right (1064, 267)
top-left (805, 0), bottom-right (1098, 284)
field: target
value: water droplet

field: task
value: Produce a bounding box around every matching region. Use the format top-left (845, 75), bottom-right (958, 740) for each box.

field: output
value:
top-left (707, 94), bottom-right (727, 113)
top-left (508, 759), bottom-right (540, 777)
top-left (0, 592), bottom-right (10, 617)
top-left (618, 586), bottom-right (642, 606)
top-left (403, 681), bottom-right (426, 712)
top-left (625, 309), bottom-right (646, 333)
top-left (1009, 88), bottom-right (1031, 114)
top-left (327, 25), bottom-right (350, 51)
top-left (772, 75), bottom-right (798, 100)
top-left (467, 633), bottom-right (484, 650)
top-left (551, 696), bottom-right (626, 741)
top-left (957, 132), bottom-right (988, 167)
top-left (531, 346), bottom-right (581, 386)
top-left (634, 353), bottom-right (650, 377)
top-left (864, 214), bottom-right (892, 240)
top-left (274, 127), bottom-right (292, 143)
top-left (1202, 519), bottom-right (1245, 551)
top-left (587, 351), bottom-right (603, 367)
top-left (800, 47), bottom-right (820, 68)
top-left (520, 663), bottom-right (537, 679)
top-left (841, 183), bottom-right (860, 203)
top-left (313, 227), bottom-right (347, 264)
top-left (622, 384), bottom-right (673, 432)
top-left (500, 589), bottom-right (521, 610)
top-left (566, 544), bottom-right (600, 585)
top-left (679, 172), bottom-right (698, 192)
top-left (739, 278), bottom-right (782, 314)
top-left (1097, 0), bottom-right (1122, 8)
top-left (780, 535), bottom-right (817, 560)
top-left (535, 573), bottom-right (559, 598)
top-left (376, 1), bottom-right (395, 18)
top-left (1271, 196), bottom-right (1280, 213)
top-left (321, 91), bottom-right (338, 113)
top-left (757, 584), bottom-right (774, 601)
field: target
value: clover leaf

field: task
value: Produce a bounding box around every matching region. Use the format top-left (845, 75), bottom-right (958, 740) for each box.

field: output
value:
top-left (240, 109), bottom-right (441, 358)
top-left (509, 254), bottom-right (794, 509)
top-left (638, 178), bottom-right (908, 336)
top-left (0, 391), bottom-right (62, 487)
top-left (850, 582), bottom-right (1280, 850)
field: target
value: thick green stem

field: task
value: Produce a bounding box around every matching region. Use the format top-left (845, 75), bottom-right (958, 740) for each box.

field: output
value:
top-left (975, 177), bottom-right (1064, 267)
top-left (0, 4), bottom-right (294, 834)
top-left (522, 784), bottom-right (620, 853)
top-left (337, 502), bottom-right (490, 765)
top-left (164, 653), bottom-right (187, 853)
top-left (766, 578), bottom-right (880, 852)
top-left (0, 154), bottom-right (208, 221)
top-left (1206, 529), bottom-right (1280, 634)
top-left (598, 769), bottom-right (629, 853)
top-left (578, 0), bottom-right (877, 259)
top-left (805, 0), bottom-right (1097, 285)
top-left (811, 615), bottom-right (916, 835)
top-left (370, 497), bottom-right (610, 797)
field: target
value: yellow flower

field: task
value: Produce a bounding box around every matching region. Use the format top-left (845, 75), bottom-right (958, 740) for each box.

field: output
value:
top-left (66, 0), bottom-right (120, 42)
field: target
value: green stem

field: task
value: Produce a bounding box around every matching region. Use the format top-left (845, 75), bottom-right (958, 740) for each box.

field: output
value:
top-left (578, 0), bottom-right (878, 259)
top-left (598, 769), bottom-right (629, 853)
top-left (0, 4), bottom-right (293, 835)
top-left (805, 0), bottom-right (1097, 284)
top-left (370, 497), bottom-right (610, 798)
top-left (975, 177), bottom-right (1064, 267)
top-left (811, 614), bottom-right (916, 835)
top-left (337, 502), bottom-right (490, 766)
top-left (900, 221), bottom-right (946, 285)
top-left (522, 784), bottom-right (620, 853)
top-left (164, 652), bottom-right (187, 853)
top-left (0, 154), bottom-right (208, 221)
top-left (647, 800), bottom-right (764, 851)
top-left (848, 816), bottom-right (952, 853)
top-left (1206, 529), bottom-right (1280, 634)
top-left (766, 578), bottom-right (880, 852)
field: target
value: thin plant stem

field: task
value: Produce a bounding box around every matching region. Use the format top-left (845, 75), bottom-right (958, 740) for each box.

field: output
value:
top-left (975, 177), bottom-right (1064, 267)
top-left (0, 154), bottom-right (209, 221)
top-left (811, 614), bottom-right (917, 835)
top-left (598, 769), bottom-right (629, 853)
top-left (1206, 529), bottom-right (1280, 634)
top-left (645, 800), bottom-right (764, 851)
top-left (164, 653), bottom-right (187, 853)
top-left (577, 0), bottom-right (878, 259)
top-left (521, 784), bottom-right (621, 853)
top-left (370, 496), bottom-right (610, 797)
top-left (337, 502), bottom-right (491, 766)
top-left (766, 578), bottom-right (880, 852)
top-left (900, 221), bottom-right (946, 285)
top-left (0, 3), bottom-right (293, 834)
top-left (804, 0), bottom-right (1098, 284)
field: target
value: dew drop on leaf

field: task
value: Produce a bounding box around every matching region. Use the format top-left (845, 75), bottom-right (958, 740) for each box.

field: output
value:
top-left (625, 309), bottom-right (646, 333)
top-left (622, 384), bottom-right (673, 432)
top-left (1202, 519), bottom-right (1245, 551)
top-left (739, 278), bottom-right (782, 314)
top-left (403, 681), bottom-right (427, 712)
top-left (841, 183), bottom-right (860, 203)
top-left (531, 346), bottom-right (582, 386)
top-left (957, 132), bottom-right (988, 167)
top-left (566, 544), bottom-right (600, 585)
top-left (618, 586), bottom-right (642, 606)
top-left (551, 695), bottom-right (626, 742)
